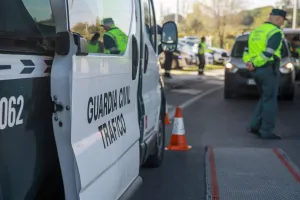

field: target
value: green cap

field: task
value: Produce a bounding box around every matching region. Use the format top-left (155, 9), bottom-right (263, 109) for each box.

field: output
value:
top-left (270, 8), bottom-right (288, 20)
top-left (101, 18), bottom-right (115, 26)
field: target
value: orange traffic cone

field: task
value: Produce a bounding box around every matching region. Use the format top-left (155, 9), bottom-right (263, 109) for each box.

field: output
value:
top-left (165, 107), bottom-right (192, 151)
top-left (165, 113), bottom-right (171, 125)
top-left (164, 104), bottom-right (172, 125)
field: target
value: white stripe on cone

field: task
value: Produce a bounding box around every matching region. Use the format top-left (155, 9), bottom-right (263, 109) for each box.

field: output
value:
top-left (172, 117), bottom-right (185, 135)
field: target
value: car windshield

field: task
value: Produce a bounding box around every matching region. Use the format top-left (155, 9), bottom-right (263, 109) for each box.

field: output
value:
top-left (0, 0), bottom-right (56, 54)
top-left (231, 40), bottom-right (247, 58)
top-left (231, 38), bottom-right (289, 58)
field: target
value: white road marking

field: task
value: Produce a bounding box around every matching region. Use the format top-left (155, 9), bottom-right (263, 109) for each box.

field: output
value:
top-left (168, 86), bottom-right (224, 120)
top-left (205, 79), bottom-right (224, 85)
top-left (171, 89), bottom-right (203, 95)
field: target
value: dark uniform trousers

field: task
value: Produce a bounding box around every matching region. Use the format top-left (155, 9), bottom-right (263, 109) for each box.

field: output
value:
top-left (164, 51), bottom-right (173, 77)
top-left (198, 54), bottom-right (205, 74)
top-left (249, 61), bottom-right (279, 136)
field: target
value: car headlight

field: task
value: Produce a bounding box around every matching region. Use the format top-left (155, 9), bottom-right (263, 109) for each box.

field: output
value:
top-left (280, 62), bottom-right (294, 74)
top-left (225, 63), bottom-right (238, 73)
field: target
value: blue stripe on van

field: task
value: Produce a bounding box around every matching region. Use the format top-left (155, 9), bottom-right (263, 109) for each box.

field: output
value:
top-left (0, 65), bottom-right (11, 70)
top-left (21, 60), bottom-right (35, 66)
top-left (20, 67), bottom-right (35, 74)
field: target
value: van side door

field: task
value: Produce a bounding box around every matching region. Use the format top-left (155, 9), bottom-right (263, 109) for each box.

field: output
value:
top-left (50, 0), bottom-right (141, 199)
top-left (140, 0), bottom-right (161, 141)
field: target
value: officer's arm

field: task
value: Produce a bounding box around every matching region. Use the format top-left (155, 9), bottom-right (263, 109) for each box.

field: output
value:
top-left (242, 47), bottom-right (250, 63)
top-left (262, 31), bottom-right (282, 59)
top-left (103, 35), bottom-right (119, 54)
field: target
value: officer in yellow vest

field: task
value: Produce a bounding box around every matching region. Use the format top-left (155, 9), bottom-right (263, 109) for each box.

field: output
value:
top-left (198, 37), bottom-right (207, 75)
top-left (101, 18), bottom-right (128, 55)
top-left (88, 32), bottom-right (104, 53)
top-left (243, 9), bottom-right (287, 139)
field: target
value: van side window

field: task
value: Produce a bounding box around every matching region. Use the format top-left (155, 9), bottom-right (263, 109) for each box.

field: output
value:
top-left (143, 0), bottom-right (151, 40)
top-left (69, 0), bottom-right (132, 56)
top-left (143, 0), bottom-right (156, 51)
top-left (148, 0), bottom-right (157, 52)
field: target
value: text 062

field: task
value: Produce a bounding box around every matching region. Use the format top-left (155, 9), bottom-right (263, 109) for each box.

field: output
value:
top-left (0, 95), bottom-right (24, 130)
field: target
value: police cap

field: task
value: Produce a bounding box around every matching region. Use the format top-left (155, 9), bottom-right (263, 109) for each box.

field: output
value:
top-left (270, 8), bottom-right (288, 20)
top-left (101, 18), bottom-right (115, 26)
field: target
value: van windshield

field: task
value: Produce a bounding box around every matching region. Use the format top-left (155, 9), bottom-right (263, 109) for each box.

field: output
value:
top-left (0, 0), bottom-right (56, 54)
top-left (231, 38), bottom-right (289, 58)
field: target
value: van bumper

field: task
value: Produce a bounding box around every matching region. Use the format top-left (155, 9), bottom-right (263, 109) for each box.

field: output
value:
top-left (118, 176), bottom-right (143, 200)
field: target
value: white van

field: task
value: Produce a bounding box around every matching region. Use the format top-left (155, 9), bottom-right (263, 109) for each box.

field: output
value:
top-left (0, 0), bottom-right (177, 200)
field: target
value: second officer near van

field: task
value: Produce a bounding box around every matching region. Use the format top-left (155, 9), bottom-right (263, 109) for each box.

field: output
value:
top-left (101, 18), bottom-right (128, 55)
top-left (243, 8), bottom-right (287, 139)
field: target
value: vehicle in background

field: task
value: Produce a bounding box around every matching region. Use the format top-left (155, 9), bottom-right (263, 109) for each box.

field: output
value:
top-left (207, 47), bottom-right (229, 65)
top-left (182, 36), bottom-right (200, 44)
top-left (159, 40), bottom-right (214, 69)
top-left (224, 33), bottom-right (295, 100)
top-left (282, 28), bottom-right (300, 80)
top-left (159, 41), bottom-right (198, 69)
top-left (1, 0), bottom-right (178, 200)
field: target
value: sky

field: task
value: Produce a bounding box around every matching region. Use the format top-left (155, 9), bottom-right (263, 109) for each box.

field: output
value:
top-left (153, 0), bottom-right (277, 21)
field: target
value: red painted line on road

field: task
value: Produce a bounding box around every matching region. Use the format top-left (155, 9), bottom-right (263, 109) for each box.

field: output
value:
top-left (273, 148), bottom-right (300, 184)
top-left (209, 147), bottom-right (220, 200)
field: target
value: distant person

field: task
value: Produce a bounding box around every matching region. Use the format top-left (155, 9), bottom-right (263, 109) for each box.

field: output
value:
top-left (198, 37), bottom-right (207, 75)
top-left (101, 18), bottom-right (128, 54)
top-left (164, 50), bottom-right (173, 78)
top-left (88, 32), bottom-right (104, 53)
top-left (242, 8), bottom-right (287, 140)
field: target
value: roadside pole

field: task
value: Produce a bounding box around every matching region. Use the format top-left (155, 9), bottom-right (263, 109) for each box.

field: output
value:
top-left (293, 0), bottom-right (297, 29)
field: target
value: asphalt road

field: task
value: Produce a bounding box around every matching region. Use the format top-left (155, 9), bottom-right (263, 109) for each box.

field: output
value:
top-left (132, 72), bottom-right (300, 200)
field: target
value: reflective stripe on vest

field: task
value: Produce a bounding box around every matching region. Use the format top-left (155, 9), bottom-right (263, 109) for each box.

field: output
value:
top-left (104, 28), bottom-right (128, 54)
top-left (88, 42), bottom-right (99, 53)
top-left (246, 23), bottom-right (283, 67)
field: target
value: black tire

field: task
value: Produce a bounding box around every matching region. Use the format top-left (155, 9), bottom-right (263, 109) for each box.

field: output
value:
top-left (34, 169), bottom-right (64, 200)
top-left (224, 89), bottom-right (232, 99)
top-left (143, 119), bottom-right (165, 168)
top-left (282, 92), bottom-right (295, 101)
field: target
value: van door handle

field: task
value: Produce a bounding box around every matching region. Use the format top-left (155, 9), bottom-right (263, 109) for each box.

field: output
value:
top-left (144, 44), bottom-right (149, 73)
top-left (132, 35), bottom-right (138, 80)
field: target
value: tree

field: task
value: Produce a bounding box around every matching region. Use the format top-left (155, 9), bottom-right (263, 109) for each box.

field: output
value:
top-left (242, 12), bottom-right (254, 26)
top-left (176, 2), bottom-right (210, 37)
top-left (161, 14), bottom-right (184, 24)
top-left (202, 0), bottom-right (245, 48)
top-left (71, 22), bottom-right (87, 36)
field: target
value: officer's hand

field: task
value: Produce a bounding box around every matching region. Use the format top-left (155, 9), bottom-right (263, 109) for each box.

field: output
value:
top-left (110, 47), bottom-right (117, 51)
top-left (246, 62), bottom-right (255, 72)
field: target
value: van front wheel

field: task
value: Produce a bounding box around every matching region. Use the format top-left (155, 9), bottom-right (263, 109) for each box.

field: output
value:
top-left (143, 119), bottom-right (165, 168)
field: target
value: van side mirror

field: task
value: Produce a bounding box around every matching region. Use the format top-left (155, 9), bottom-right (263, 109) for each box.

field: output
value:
top-left (161, 21), bottom-right (178, 53)
top-left (55, 32), bottom-right (70, 55)
top-left (73, 33), bottom-right (88, 56)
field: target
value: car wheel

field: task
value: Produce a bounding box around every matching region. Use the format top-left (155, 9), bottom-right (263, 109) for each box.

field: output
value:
top-left (143, 119), bottom-right (165, 168)
top-left (282, 91), bottom-right (295, 101)
top-left (224, 89), bottom-right (233, 99)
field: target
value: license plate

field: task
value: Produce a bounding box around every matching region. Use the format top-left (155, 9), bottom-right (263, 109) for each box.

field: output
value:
top-left (247, 79), bottom-right (256, 85)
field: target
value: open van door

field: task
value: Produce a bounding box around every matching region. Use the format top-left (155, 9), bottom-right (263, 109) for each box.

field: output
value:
top-left (50, 0), bottom-right (141, 199)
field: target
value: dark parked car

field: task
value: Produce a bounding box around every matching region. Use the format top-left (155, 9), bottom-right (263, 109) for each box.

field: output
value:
top-left (224, 33), bottom-right (296, 100)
